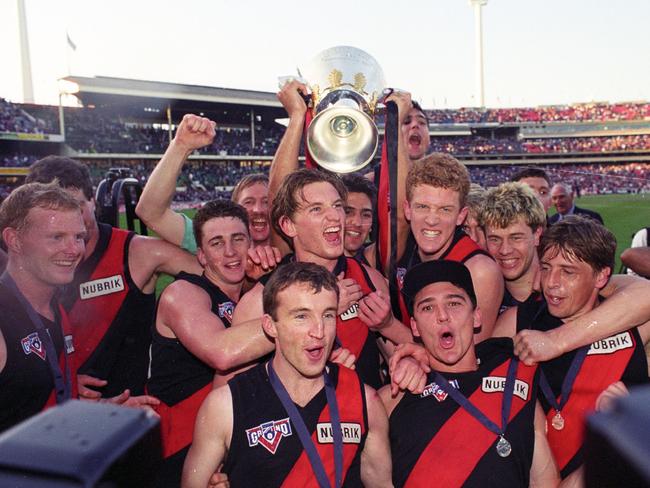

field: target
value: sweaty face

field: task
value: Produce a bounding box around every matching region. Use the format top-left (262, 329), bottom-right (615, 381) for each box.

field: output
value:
top-left (16, 207), bottom-right (86, 287)
top-left (404, 185), bottom-right (467, 260)
top-left (551, 185), bottom-right (574, 215)
top-left (344, 192), bottom-right (373, 255)
top-left (540, 247), bottom-right (609, 322)
top-left (461, 213), bottom-right (487, 250)
top-left (267, 283), bottom-right (338, 380)
top-left (281, 182), bottom-right (345, 265)
top-left (198, 216), bottom-right (250, 286)
top-left (485, 218), bottom-right (541, 282)
top-left (235, 182), bottom-right (270, 245)
top-left (401, 107), bottom-right (430, 161)
top-left (411, 282), bottom-right (480, 372)
top-left (519, 177), bottom-right (551, 213)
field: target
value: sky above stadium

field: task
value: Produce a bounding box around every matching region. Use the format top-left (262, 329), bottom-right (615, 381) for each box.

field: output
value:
top-left (1, 0), bottom-right (649, 109)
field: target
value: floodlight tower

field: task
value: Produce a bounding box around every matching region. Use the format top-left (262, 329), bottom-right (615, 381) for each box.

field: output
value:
top-left (17, 0), bottom-right (34, 103)
top-left (469, 0), bottom-right (487, 107)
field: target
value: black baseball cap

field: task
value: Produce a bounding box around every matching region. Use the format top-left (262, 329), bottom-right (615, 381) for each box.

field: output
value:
top-left (402, 260), bottom-right (477, 314)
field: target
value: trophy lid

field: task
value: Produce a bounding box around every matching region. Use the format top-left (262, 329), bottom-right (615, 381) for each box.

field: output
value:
top-left (299, 46), bottom-right (386, 111)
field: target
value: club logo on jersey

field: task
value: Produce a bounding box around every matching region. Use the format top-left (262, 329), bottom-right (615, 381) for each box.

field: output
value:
top-left (316, 422), bottom-right (362, 444)
top-left (396, 267), bottom-right (407, 290)
top-left (218, 301), bottom-right (235, 323)
top-left (21, 332), bottom-right (46, 360)
top-left (587, 332), bottom-right (634, 355)
top-left (79, 275), bottom-right (125, 300)
top-left (339, 302), bottom-right (359, 321)
top-left (246, 418), bottom-right (292, 454)
top-left (482, 376), bottom-right (530, 401)
top-left (421, 379), bottom-right (460, 402)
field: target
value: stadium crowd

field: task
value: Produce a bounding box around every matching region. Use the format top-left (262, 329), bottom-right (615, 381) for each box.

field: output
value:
top-left (0, 85), bottom-right (649, 488)
top-left (425, 101), bottom-right (650, 124)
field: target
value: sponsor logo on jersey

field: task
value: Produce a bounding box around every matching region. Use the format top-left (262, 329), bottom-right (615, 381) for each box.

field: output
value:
top-left (396, 267), bottom-right (407, 290)
top-left (246, 418), bottom-right (292, 454)
top-left (79, 275), bottom-right (125, 300)
top-left (421, 379), bottom-right (460, 402)
top-left (587, 332), bottom-right (634, 355)
top-left (21, 332), bottom-right (46, 360)
top-left (218, 301), bottom-right (235, 323)
top-left (316, 422), bottom-right (362, 444)
top-left (482, 376), bottom-right (529, 401)
top-left (339, 302), bottom-right (359, 321)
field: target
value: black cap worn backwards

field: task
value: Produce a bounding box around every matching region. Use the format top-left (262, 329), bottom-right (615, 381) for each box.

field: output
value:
top-left (402, 260), bottom-right (477, 314)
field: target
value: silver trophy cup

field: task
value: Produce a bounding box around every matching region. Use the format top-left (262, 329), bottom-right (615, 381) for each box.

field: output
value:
top-left (299, 46), bottom-right (386, 173)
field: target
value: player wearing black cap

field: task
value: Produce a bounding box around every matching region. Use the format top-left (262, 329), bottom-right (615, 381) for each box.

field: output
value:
top-left (380, 260), bottom-right (559, 487)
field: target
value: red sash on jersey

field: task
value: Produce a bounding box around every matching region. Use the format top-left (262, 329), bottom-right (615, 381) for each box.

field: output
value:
top-left (404, 359), bottom-right (537, 488)
top-left (337, 258), bottom-right (375, 359)
top-left (546, 332), bottom-right (637, 472)
top-left (68, 228), bottom-right (130, 371)
top-left (396, 234), bottom-right (483, 322)
top-left (44, 305), bottom-right (78, 409)
top-left (281, 367), bottom-right (366, 487)
top-left (154, 383), bottom-right (212, 458)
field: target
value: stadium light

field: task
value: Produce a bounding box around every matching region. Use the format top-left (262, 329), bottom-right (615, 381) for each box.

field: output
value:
top-left (469, 0), bottom-right (488, 107)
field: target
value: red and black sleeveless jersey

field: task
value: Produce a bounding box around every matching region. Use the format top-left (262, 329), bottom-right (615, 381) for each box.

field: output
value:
top-left (223, 362), bottom-right (368, 488)
top-left (0, 285), bottom-right (76, 433)
top-left (62, 223), bottom-right (155, 397)
top-left (260, 254), bottom-right (383, 389)
top-left (516, 298), bottom-right (649, 478)
top-left (389, 338), bottom-right (538, 488)
top-left (148, 272), bottom-right (237, 459)
top-left (392, 227), bottom-right (491, 323)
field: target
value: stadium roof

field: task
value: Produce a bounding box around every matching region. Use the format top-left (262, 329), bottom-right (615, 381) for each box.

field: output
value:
top-left (60, 76), bottom-right (282, 108)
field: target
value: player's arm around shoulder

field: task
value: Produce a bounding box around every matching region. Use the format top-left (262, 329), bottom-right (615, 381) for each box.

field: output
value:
top-left (127, 234), bottom-right (202, 293)
top-left (465, 252), bottom-right (504, 341)
top-left (361, 384), bottom-right (394, 488)
top-left (182, 385), bottom-right (233, 488)
top-left (157, 279), bottom-right (230, 370)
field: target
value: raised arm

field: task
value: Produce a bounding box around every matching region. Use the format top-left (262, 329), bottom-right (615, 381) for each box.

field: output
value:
top-left (515, 274), bottom-right (650, 364)
top-left (360, 385), bottom-right (393, 488)
top-left (158, 281), bottom-right (274, 372)
top-left (135, 114), bottom-right (216, 248)
top-left (182, 386), bottom-right (232, 488)
top-left (269, 81), bottom-right (308, 253)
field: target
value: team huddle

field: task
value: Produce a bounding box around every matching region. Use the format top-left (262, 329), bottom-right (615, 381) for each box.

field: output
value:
top-left (0, 83), bottom-right (648, 488)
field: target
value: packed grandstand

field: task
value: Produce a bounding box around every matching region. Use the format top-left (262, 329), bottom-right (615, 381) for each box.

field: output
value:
top-left (1, 76), bottom-right (649, 205)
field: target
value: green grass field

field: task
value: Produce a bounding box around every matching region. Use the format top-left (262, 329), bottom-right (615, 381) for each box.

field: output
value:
top-left (126, 193), bottom-right (649, 296)
top-left (555, 193), bottom-right (650, 272)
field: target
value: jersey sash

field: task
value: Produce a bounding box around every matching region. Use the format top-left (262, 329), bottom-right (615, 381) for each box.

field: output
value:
top-left (405, 359), bottom-right (536, 487)
top-left (546, 331), bottom-right (638, 474)
top-left (281, 367), bottom-right (366, 487)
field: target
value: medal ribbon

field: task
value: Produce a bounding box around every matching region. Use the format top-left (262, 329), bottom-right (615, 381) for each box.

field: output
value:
top-left (0, 272), bottom-right (72, 403)
top-left (433, 357), bottom-right (519, 440)
top-left (268, 361), bottom-right (343, 488)
top-left (539, 345), bottom-right (589, 414)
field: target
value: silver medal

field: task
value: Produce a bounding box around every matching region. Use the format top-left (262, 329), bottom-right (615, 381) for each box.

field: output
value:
top-left (551, 412), bottom-right (565, 431)
top-left (496, 435), bottom-right (512, 458)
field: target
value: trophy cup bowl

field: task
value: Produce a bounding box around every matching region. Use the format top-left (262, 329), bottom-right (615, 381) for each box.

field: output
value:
top-left (299, 46), bottom-right (386, 173)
